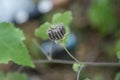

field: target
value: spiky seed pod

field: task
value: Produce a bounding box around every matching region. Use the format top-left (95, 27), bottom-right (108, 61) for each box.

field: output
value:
top-left (47, 23), bottom-right (66, 41)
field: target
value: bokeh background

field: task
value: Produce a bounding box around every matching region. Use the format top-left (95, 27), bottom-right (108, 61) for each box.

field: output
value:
top-left (0, 0), bottom-right (120, 80)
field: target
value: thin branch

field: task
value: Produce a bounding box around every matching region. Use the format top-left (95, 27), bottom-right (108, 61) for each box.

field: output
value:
top-left (33, 59), bottom-right (120, 66)
top-left (16, 66), bottom-right (24, 73)
top-left (32, 39), bottom-right (50, 59)
top-left (62, 45), bottom-right (80, 63)
top-left (49, 41), bottom-right (54, 60)
top-left (32, 39), bottom-right (120, 66)
top-left (77, 66), bottom-right (84, 80)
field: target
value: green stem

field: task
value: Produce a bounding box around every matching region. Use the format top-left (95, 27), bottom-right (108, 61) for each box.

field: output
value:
top-left (61, 44), bottom-right (80, 63)
top-left (77, 66), bottom-right (84, 80)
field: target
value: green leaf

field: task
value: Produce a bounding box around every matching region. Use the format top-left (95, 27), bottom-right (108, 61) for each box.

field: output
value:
top-left (52, 11), bottom-right (72, 25)
top-left (73, 63), bottom-right (80, 72)
top-left (35, 22), bottom-right (51, 40)
top-left (0, 71), bottom-right (28, 80)
top-left (52, 11), bottom-right (72, 45)
top-left (72, 63), bottom-right (85, 72)
top-left (52, 11), bottom-right (72, 33)
top-left (0, 22), bottom-right (34, 68)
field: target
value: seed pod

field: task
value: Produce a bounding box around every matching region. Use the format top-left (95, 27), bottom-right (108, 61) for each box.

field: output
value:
top-left (47, 23), bottom-right (66, 41)
top-left (57, 23), bottom-right (66, 35)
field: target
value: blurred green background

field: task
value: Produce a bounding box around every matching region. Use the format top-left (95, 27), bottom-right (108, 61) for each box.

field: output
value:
top-left (0, 0), bottom-right (120, 80)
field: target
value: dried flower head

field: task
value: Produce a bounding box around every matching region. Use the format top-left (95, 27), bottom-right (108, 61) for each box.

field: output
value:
top-left (47, 23), bottom-right (66, 41)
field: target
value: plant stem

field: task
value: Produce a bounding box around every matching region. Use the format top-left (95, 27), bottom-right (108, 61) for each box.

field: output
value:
top-left (33, 59), bottom-right (120, 66)
top-left (33, 40), bottom-right (120, 66)
top-left (61, 44), bottom-right (80, 63)
top-left (16, 66), bottom-right (24, 73)
top-left (77, 66), bottom-right (84, 80)
top-left (49, 41), bottom-right (54, 60)
top-left (33, 39), bottom-right (52, 60)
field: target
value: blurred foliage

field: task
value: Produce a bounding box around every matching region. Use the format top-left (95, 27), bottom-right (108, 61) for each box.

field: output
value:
top-left (35, 11), bottom-right (72, 45)
top-left (84, 78), bottom-right (90, 80)
top-left (116, 51), bottom-right (120, 60)
top-left (114, 72), bottom-right (120, 80)
top-left (87, 0), bottom-right (120, 61)
top-left (0, 0), bottom-right (118, 79)
top-left (115, 40), bottom-right (120, 60)
top-left (106, 39), bottom-right (120, 60)
top-left (88, 0), bottom-right (118, 36)
top-left (0, 22), bottom-right (34, 68)
top-left (0, 71), bottom-right (27, 80)
top-left (93, 74), bottom-right (104, 80)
